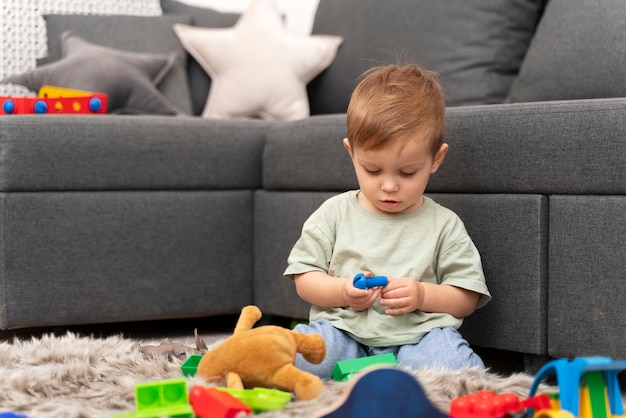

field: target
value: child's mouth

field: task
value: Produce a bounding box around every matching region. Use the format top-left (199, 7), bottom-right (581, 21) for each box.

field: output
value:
top-left (381, 200), bottom-right (400, 208)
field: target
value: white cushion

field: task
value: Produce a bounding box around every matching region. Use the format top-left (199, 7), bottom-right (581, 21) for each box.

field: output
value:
top-left (173, 0), bottom-right (342, 120)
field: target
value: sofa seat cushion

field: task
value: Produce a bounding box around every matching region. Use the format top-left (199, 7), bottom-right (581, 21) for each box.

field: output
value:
top-left (252, 190), bottom-right (549, 355)
top-left (548, 196), bottom-right (626, 358)
top-left (435, 193), bottom-right (548, 355)
top-left (0, 190), bottom-right (254, 329)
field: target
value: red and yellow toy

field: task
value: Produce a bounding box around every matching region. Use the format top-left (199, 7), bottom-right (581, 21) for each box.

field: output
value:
top-left (1, 85), bottom-right (107, 115)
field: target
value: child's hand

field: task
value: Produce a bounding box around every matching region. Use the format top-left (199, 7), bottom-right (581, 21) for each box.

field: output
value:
top-left (379, 277), bottom-right (424, 315)
top-left (342, 276), bottom-right (382, 311)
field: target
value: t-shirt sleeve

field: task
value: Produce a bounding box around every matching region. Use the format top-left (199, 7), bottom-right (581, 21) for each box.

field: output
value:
top-left (436, 226), bottom-right (492, 309)
top-left (283, 211), bottom-right (335, 280)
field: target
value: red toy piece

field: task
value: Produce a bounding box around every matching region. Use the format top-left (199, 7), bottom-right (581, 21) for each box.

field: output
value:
top-left (189, 385), bottom-right (252, 418)
top-left (450, 390), bottom-right (551, 418)
top-left (0, 94), bottom-right (107, 115)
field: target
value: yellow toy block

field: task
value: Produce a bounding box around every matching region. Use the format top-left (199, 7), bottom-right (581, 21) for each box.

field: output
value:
top-left (38, 85), bottom-right (99, 98)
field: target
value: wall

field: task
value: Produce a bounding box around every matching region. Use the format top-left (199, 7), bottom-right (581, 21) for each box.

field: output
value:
top-left (0, 0), bottom-right (161, 96)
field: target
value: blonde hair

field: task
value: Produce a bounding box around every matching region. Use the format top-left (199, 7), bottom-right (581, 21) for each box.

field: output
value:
top-left (346, 64), bottom-right (445, 156)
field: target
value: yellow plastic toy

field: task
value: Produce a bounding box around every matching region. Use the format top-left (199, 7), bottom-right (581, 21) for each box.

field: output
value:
top-left (38, 85), bottom-right (100, 98)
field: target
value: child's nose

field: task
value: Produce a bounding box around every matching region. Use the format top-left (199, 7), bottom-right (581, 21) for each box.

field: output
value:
top-left (381, 177), bottom-right (398, 192)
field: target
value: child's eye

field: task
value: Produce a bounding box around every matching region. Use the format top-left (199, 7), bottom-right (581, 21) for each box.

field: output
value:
top-left (365, 168), bottom-right (381, 175)
top-left (399, 171), bottom-right (415, 178)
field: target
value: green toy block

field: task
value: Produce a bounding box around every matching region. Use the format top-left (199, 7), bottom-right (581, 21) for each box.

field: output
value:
top-left (584, 371), bottom-right (608, 418)
top-left (332, 353), bottom-right (398, 381)
top-left (181, 354), bottom-right (203, 376)
top-left (218, 387), bottom-right (292, 412)
top-left (113, 378), bottom-right (194, 418)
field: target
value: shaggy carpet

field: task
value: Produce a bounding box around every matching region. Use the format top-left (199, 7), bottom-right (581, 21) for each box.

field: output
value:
top-left (0, 332), bottom-right (544, 418)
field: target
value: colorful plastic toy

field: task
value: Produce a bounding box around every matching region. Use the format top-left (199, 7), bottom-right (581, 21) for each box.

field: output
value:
top-left (1, 87), bottom-right (107, 115)
top-left (332, 352), bottom-right (398, 381)
top-left (38, 85), bottom-right (97, 98)
top-left (450, 390), bottom-right (550, 418)
top-left (352, 273), bottom-right (388, 289)
top-left (112, 378), bottom-right (194, 418)
top-left (217, 387), bottom-right (292, 412)
top-left (181, 354), bottom-right (203, 376)
top-left (317, 355), bottom-right (626, 418)
top-left (528, 356), bottom-right (626, 418)
top-left (189, 386), bottom-right (252, 418)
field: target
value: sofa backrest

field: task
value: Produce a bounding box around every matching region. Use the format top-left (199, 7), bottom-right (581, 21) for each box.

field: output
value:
top-left (308, 0), bottom-right (546, 114)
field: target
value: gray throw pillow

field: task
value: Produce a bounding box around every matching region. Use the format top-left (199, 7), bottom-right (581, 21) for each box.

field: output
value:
top-left (160, 0), bottom-right (239, 116)
top-left (309, 0), bottom-right (544, 114)
top-left (506, 0), bottom-right (626, 103)
top-left (41, 14), bottom-right (194, 115)
top-left (4, 33), bottom-right (181, 115)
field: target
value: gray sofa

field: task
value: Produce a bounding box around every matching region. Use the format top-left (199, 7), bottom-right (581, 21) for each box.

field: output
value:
top-left (1, 0), bottom-right (625, 372)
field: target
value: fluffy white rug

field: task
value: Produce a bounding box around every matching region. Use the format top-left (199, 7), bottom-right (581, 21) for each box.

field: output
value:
top-left (0, 332), bottom-right (543, 418)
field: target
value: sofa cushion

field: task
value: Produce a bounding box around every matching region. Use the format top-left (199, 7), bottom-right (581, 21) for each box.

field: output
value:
top-left (548, 196), bottom-right (626, 358)
top-left (308, 0), bottom-right (544, 114)
top-left (172, 0), bottom-right (342, 120)
top-left (0, 190), bottom-right (254, 329)
top-left (263, 115), bottom-right (356, 191)
top-left (507, 0), bottom-right (626, 103)
top-left (253, 190), bottom-right (549, 355)
top-left (160, 0), bottom-right (240, 116)
top-left (0, 115), bottom-right (269, 191)
top-left (4, 34), bottom-right (181, 115)
top-left (434, 194), bottom-right (548, 355)
top-left (263, 99), bottom-right (626, 195)
top-left (40, 14), bottom-right (195, 115)
top-left (253, 190), bottom-right (336, 319)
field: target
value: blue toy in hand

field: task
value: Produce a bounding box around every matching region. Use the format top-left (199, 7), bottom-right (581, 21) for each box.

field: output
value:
top-left (353, 273), bottom-right (388, 289)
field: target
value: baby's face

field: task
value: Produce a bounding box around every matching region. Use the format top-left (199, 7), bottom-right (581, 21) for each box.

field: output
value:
top-left (344, 136), bottom-right (447, 215)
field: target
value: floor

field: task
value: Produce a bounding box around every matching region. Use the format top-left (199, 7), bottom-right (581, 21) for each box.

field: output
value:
top-left (0, 314), bottom-right (528, 375)
top-left (0, 314), bottom-right (240, 347)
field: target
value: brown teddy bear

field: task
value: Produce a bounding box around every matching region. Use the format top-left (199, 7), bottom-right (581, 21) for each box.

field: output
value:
top-left (196, 305), bottom-right (327, 400)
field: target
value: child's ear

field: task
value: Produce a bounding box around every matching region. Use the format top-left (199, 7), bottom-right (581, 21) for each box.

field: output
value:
top-left (343, 138), bottom-right (353, 157)
top-left (430, 143), bottom-right (449, 173)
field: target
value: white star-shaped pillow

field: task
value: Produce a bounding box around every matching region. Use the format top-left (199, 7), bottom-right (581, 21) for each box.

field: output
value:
top-left (173, 0), bottom-right (342, 120)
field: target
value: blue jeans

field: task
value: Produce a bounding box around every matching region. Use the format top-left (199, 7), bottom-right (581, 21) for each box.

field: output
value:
top-left (294, 319), bottom-right (484, 379)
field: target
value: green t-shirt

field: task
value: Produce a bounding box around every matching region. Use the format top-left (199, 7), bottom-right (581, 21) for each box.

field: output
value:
top-left (284, 190), bottom-right (491, 347)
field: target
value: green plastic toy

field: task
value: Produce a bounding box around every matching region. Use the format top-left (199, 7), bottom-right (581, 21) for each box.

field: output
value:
top-left (112, 378), bottom-right (194, 418)
top-left (217, 387), bottom-right (292, 412)
top-left (332, 353), bottom-right (398, 381)
top-left (181, 354), bottom-right (203, 376)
